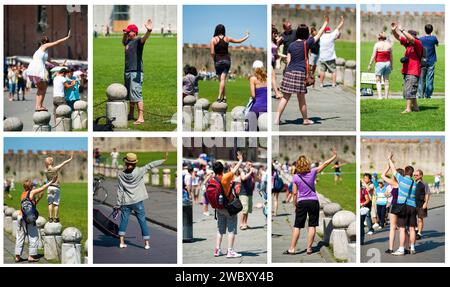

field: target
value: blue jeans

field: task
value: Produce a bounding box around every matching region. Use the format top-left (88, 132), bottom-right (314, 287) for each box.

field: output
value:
top-left (418, 63), bottom-right (435, 98)
top-left (118, 201), bottom-right (150, 240)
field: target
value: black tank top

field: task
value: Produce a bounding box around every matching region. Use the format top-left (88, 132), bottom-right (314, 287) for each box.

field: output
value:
top-left (214, 36), bottom-right (230, 62)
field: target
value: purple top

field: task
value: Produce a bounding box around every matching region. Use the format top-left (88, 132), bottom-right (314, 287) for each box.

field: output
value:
top-left (293, 168), bottom-right (319, 202)
top-left (271, 43), bottom-right (277, 64)
top-left (391, 187), bottom-right (398, 205)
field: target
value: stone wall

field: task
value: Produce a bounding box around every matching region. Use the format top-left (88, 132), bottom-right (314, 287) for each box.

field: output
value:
top-left (4, 150), bottom-right (87, 182)
top-left (93, 137), bottom-right (177, 152)
top-left (273, 136), bottom-right (356, 164)
top-left (183, 44), bottom-right (267, 76)
top-left (272, 5), bottom-right (356, 41)
top-left (361, 138), bottom-right (445, 175)
top-left (361, 11), bottom-right (445, 42)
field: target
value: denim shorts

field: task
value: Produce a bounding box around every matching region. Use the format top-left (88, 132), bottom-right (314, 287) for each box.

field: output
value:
top-left (124, 71), bottom-right (144, 102)
top-left (217, 209), bottom-right (237, 235)
top-left (375, 62), bottom-right (392, 77)
top-left (215, 60), bottom-right (231, 76)
top-left (309, 53), bottom-right (319, 66)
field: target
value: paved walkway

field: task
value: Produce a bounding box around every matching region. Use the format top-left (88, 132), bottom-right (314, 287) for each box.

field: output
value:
top-left (183, 192), bottom-right (267, 264)
top-left (3, 232), bottom-right (50, 264)
top-left (272, 200), bottom-right (329, 263)
top-left (272, 72), bottom-right (356, 131)
top-left (361, 193), bottom-right (445, 263)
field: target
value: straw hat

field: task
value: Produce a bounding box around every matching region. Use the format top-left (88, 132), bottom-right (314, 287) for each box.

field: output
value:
top-left (123, 153), bottom-right (138, 164)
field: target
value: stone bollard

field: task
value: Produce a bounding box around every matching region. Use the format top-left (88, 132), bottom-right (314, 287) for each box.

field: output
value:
top-left (93, 163), bottom-right (99, 175)
top-left (36, 216), bottom-right (47, 249)
top-left (4, 207), bottom-right (15, 233)
top-left (33, 111), bottom-right (52, 132)
top-left (84, 239), bottom-right (88, 264)
top-left (209, 102), bottom-right (227, 131)
top-left (71, 100), bottom-right (88, 130)
top-left (344, 60), bottom-right (357, 87)
top-left (55, 105), bottom-right (73, 131)
top-left (322, 203), bottom-right (342, 245)
top-left (99, 163), bottom-right (105, 175)
top-left (182, 95), bottom-right (196, 131)
top-left (257, 113), bottom-right (268, 131)
top-left (111, 166), bottom-right (118, 178)
top-left (61, 227), bottom-right (82, 264)
top-left (336, 58), bottom-right (346, 84)
top-left (194, 98), bottom-right (210, 131)
top-left (12, 210), bottom-right (20, 237)
top-left (346, 221), bottom-right (357, 263)
top-left (4, 117), bottom-right (23, 131)
top-left (43, 222), bottom-right (63, 261)
top-left (163, 169), bottom-right (171, 188)
top-left (330, 210), bottom-right (355, 261)
top-left (230, 106), bottom-right (246, 131)
top-left (104, 164), bottom-right (112, 177)
top-left (151, 168), bottom-right (160, 186)
top-left (4, 206), bottom-right (8, 213)
top-left (106, 83), bottom-right (128, 129)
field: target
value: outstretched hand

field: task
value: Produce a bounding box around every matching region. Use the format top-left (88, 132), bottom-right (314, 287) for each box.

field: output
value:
top-left (51, 174), bottom-right (58, 184)
top-left (324, 15), bottom-right (329, 23)
top-left (67, 29), bottom-right (71, 39)
top-left (236, 151), bottom-right (243, 161)
top-left (144, 19), bottom-right (153, 31)
top-left (69, 151), bottom-right (74, 160)
top-left (391, 22), bottom-right (398, 31)
top-left (340, 15), bottom-right (344, 22)
top-left (387, 151), bottom-right (394, 160)
top-left (332, 147), bottom-right (337, 157)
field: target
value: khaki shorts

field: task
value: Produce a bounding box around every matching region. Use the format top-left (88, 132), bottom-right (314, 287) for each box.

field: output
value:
top-left (240, 195), bottom-right (253, 214)
top-left (319, 59), bottom-right (337, 73)
top-left (403, 74), bottom-right (419, 99)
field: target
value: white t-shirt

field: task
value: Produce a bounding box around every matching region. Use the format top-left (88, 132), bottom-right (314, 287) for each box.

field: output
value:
top-left (184, 174), bottom-right (192, 188)
top-left (53, 75), bottom-right (66, 98)
top-left (8, 70), bottom-right (16, 84)
top-left (435, 175), bottom-right (441, 183)
top-left (319, 30), bottom-right (340, 62)
top-left (111, 151), bottom-right (119, 160)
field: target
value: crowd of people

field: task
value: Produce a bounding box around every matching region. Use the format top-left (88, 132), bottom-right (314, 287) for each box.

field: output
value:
top-left (360, 152), bottom-right (439, 256)
top-left (182, 151), bottom-right (267, 258)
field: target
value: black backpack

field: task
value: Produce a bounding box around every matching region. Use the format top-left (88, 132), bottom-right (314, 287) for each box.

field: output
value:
top-left (20, 190), bottom-right (39, 225)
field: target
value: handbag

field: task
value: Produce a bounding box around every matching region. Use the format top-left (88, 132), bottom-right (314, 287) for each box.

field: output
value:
top-left (225, 185), bottom-right (243, 216)
top-left (391, 181), bottom-right (414, 216)
top-left (303, 41), bottom-right (315, 87)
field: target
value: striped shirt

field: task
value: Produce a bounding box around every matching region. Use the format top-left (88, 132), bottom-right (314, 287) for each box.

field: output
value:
top-left (376, 186), bottom-right (387, 206)
top-left (395, 173), bottom-right (416, 207)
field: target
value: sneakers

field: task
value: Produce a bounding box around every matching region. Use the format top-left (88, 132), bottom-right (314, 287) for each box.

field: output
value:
top-left (214, 248), bottom-right (223, 257)
top-left (372, 223), bottom-right (380, 230)
top-left (226, 249), bottom-right (242, 258)
top-left (367, 231), bottom-right (374, 235)
top-left (385, 249), bottom-right (393, 254)
top-left (144, 244), bottom-right (151, 250)
top-left (410, 249), bottom-right (416, 255)
top-left (392, 249), bottom-right (405, 256)
top-left (416, 233), bottom-right (422, 240)
top-left (203, 212), bottom-right (210, 217)
top-left (119, 243), bottom-right (128, 249)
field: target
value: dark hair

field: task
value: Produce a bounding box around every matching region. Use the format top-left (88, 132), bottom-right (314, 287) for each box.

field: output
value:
top-left (296, 24), bottom-right (310, 40)
top-left (183, 64), bottom-right (190, 75)
top-left (214, 24), bottom-right (226, 37)
top-left (40, 35), bottom-right (50, 45)
top-left (425, 24), bottom-right (433, 34)
top-left (189, 65), bottom-right (198, 76)
top-left (213, 161), bottom-right (224, 175)
top-left (405, 166), bottom-right (414, 176)
top-left (363, 173), bottom-right (372, 180)
top-left (396, 168), bottom-right (405, 176)
top-left (335, 161), bottom-right (339, 164)
top-left (187, 166), bottom-right (194, 173)
top-left (272, 27), bottom-right (279, 43)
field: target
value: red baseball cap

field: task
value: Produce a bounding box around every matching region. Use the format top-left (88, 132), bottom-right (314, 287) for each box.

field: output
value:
top-left (324, 27), bottom-right (331, 32)
top-left (123, 24), bottom-right (138, 34)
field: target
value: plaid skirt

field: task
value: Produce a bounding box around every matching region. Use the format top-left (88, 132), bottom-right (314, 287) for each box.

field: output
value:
top-left (280, 70), bottom-right (307, 94)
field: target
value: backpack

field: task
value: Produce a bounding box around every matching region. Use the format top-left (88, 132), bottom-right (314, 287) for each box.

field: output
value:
top-left (414, 42), bottom-right (428, 67)
top-left (21, 190), bottom-right (38, 225)
top-left (206, 177), bottom-right (227, 209)
top-left (273, 171), bottom-right (284, 191)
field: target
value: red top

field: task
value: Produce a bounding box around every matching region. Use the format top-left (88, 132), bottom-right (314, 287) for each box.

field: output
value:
top-left (360, 188), bottom-right (368, 205)
top-left (400, 37), bottom-right (423, 77)
top-left (375, 50), bottom-right (391, 62)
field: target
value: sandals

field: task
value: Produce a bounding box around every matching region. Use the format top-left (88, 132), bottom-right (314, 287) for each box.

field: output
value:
top-left (282, 250), bottom-right (297, 255)
top-left (306, 248), bottom-right (313, 255)
top-left (27, 257), bottom-right (39, 263)
top-left (35, 108), bottom-right (48, 112)
top-left (133, 120), bottom-right (145, 125)
top-left (303, 119), bottom-right (314, 126)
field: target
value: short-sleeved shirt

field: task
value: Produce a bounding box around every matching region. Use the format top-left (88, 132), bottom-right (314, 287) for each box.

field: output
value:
top-left (400, 37), bottom-right (423, 77)
top-left (375, 186), bottom-right (387, 206)
top-left (293, 168), bottom-right (319, 202)
top-left (319, 30), bottom-right (340, 62)
top-left (64, 76), bottom-right (80, 102)
top-left (419, 35), bottom-right (438, 65)
top-left (46, 167), bottom-right (60, 187)
top-left (286, 38), bottom-right (315, 73)
top-left (415, 181), bottom-right (430, 205)
top-left (281, 30), bottom-right (297, 55)
top-left (53, 75), bottom-right (66, 98)
top-left (219, 171), bottom-right (235, 198)
top-left (240, 172), bottom-right (255, 196)
top-left (125, 37), bottom-right (144, 72)
top-left (311, 40), bottom-right (320, 55)
top-left (395, 173), bottom-right (416, 207)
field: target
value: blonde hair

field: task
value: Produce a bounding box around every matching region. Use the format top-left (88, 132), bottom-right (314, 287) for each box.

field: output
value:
top-left (295, 155), bottom-right (311, 174)
top-left (45, 157), bottom-right (54, 167)
top-left (378, 32), bottom-right (387, 40)
top-left (253, 68), bottom-right (267, 83)
top-left (23, 179), bottom-right (33, 191)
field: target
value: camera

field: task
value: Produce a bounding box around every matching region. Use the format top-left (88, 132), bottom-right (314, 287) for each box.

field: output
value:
top-left (400, 57), bottom-right (409, 64)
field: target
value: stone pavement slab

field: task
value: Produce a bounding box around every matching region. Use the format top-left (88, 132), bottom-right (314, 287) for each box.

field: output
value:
top-left (4, 231), bottom-right (50, 264)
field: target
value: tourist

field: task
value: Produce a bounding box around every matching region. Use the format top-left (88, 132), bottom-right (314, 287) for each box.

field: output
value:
top-left (274, 16), bottom-right (329, 126)
top-left (110, 148), bottom-right (119, 168)
top-left (318, 16), bottom-right (345, 87)
top-left (333, 161), bottom-right (344, 184)
top-left (308, 27), bottom-right (320, 83)
top-left (434, 172), bottom-right (441, 193)
top-left (418, 24), bottom-right (439, 98)
top-left (375, 179), bottom-right (388, 228)
top-left (368, 32), bottom-right (393, 99)
top-left (210, 24), bottom-right (249, 103)
top-left (247, 60), bottom-right (267, 130)
top-left (361, 173), bottom-right (375, 235)
top-left (283, 148), bottom-right (337, 255)
top-left (63, 68), bottom-right (81, 110)
top-left (239, 161), bottom-right (256, 230)
top-left (278, 21), bottom-right (296, 72)
top-left (53, 69), bottom-right (68, 120)
top-left (122, 19), bottom-right (153, 125)
top-left (272, 163), bottom-right (284, 216)
top-left (116, 152), bottom-right (167, 249)
top-left (272, 27), bottom-right (283, 99)
top-left (360, 180), bottom-right (371, 246)
top-left (182, 65), bottom-right (199, 98)
top-left (7, 66), bottom-right (17, 102)
top-left (16, 69), bottom-right (26, 101)
top-left (413, 169), bottom-right (430, 240)
top-left (391, 23), bottom-right (423, 113)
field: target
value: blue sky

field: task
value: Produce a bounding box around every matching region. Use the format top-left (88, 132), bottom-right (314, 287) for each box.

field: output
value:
top-left (183, 5), bottom-right (267, 48)
top-left (4, 138), bottom-right (88, 152)
top-left (361, 4), bottom-right (444, 13)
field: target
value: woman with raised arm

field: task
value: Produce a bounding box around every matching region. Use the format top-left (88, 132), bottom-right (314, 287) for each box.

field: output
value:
top-left (368, 32), bottom-right (393, 99)
top-left (283, 148), bottom-right (337, 255)
top-left (26, 30), bottom-right (71, 112)
top-left (210, 24), bottom-right (249, 103)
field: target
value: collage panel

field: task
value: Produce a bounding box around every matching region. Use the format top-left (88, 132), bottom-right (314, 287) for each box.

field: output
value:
top-left (360, 136), bottom-right (445, 263)
top-left (92, 5), bottom-right (177, 132)
top-left (272, 4), bottom-right (356, 131)
top-left (182, 137), bottom-right (268, 263)
top-left (3, 137), bottom-right (88, 264)
top-left (271, 135), bottom-right (356, 263)
top-left (182, 5), bottom-right (268, 132)
top-left (360, 4), bottom-right (445, 131)
top-left (92, 137), bottom-right (177, 264)
top-left (4, 5), bottom-right (88, 132)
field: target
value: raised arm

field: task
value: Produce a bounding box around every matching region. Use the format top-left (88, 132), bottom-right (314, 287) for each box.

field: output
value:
top-left (228, 32), bottom-right (250, 44)
top-left (381, 164), bottom-right (397, 187)
top-left (42, 30), bottom-right (71, 50)
top-left (122, 32), bottom-right (128, 46)
top-left (313, 15), bottom-right (329, 42)
top-left (54, 152), bottom-right (74, 171)
top-left (230, 151), bottom-right (244, 174)
top-left (141, 19), bottom-right (153, 44)
top-left (142, 152), bottom-right (168, 173)
top-left (316, 148), bottom-right (337, 174)
top-left (398, 25), bottom-right (415, 45)
top-left (391, 22), bottom-right (401, 42)
top-left (336, 15), bottom-right (344, 32)
top-left (31, 176), bottom-right (57, 199)
top-left (388, 152), bottom-right (397, 174)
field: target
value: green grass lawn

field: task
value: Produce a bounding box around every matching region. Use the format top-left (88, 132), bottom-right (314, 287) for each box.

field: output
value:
top-left (361, 99), bottom-right (445, 131)
top-left (360, 42), bottom-right (445, 93)
top-left (93, 37), bottom-right (177, 131)
top-left (316, 163), bottom-right (356, 213)
top-left (197, 77), bottom-right (252, 110)
top-left (4, 182), bottom-right (88, 260)
top-left (335, 41), bottom-right (356, 61)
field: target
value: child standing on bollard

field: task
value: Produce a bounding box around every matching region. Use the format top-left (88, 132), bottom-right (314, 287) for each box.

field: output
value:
top-left (15, 177), bottom-right (57, 263)
top-left (45, 152), bottom-right (74, 223)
